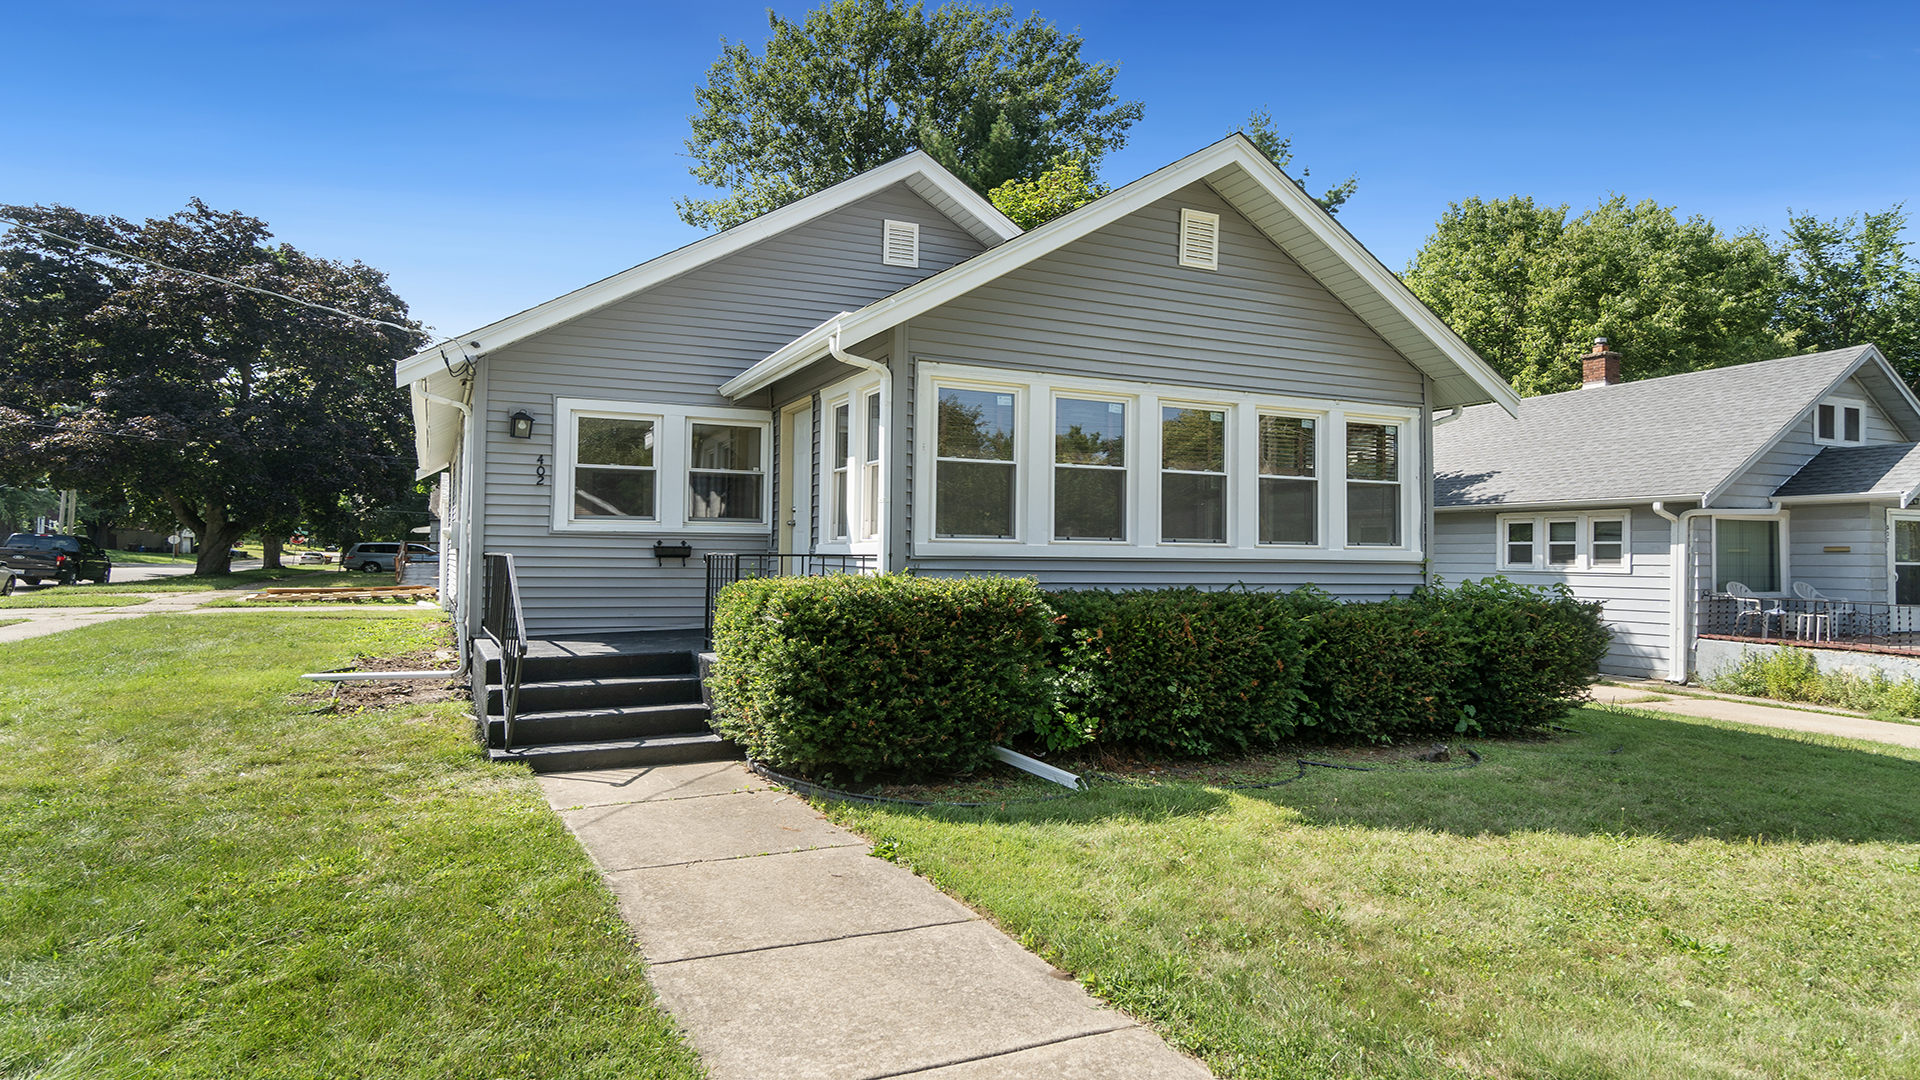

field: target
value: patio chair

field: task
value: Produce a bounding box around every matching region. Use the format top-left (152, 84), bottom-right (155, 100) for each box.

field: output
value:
top-left (1724, 581), bottom-right (1783, 638)
top-left (1792, 581), bottom-right (1855, 640)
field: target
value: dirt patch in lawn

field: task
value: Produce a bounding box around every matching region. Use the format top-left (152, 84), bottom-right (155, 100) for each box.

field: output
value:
top-left (303, 645), bottom-right (467, 710)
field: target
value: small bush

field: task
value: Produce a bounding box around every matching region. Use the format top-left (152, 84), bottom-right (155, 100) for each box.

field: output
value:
top-left (1708, 646), bottom-right (1920, 719)
top-left (707, 573), bottom-right (1056, 780)
top-left (1048, 587), bottom-right (1307, 755)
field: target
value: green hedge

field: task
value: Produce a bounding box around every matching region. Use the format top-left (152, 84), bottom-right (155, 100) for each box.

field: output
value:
top-left (707, 574), bottom-right (1610, 778)
top-left (706, 573), bottom-right (1056, 781)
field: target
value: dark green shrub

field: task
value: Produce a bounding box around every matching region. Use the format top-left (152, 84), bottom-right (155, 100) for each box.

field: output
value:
top-left (1290, 591), bottom-right (1470, 741)
top-left (707, 573), bottom-right (1056, 780)
top-left (1047, 587), bottom-right (1307, 755)
top-left (1421, 577), bottom-right (1611, 734)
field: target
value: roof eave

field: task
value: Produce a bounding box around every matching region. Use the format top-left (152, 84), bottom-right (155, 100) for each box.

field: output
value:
top-left (1435, 494), bottom-right (1706, 513)
top-left (1700, 347), bottom-right (1878, 507)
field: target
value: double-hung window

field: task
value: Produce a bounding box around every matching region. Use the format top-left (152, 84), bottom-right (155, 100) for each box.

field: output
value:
top-left (1258, 415), bottom-right (1315, 544)
top-left (1162, 406), bottom-right (1227, 543)
top-left (830, 402), bottom-right (851, 541)
top-left (935, 387), bottom-right (1017, 538)
top-left (574, 416), bottom-right (657, 520)
top-left (687, 423), bottom-right (763, 522)
top-left (861, 392), bottom-right (881, 539)
top-left (1345, 422), bottom-right (1400, 546)
top-left (1590, 518), bottom-right (1625, 567)
top-left (1054, 397), bottom-right (1127, 540)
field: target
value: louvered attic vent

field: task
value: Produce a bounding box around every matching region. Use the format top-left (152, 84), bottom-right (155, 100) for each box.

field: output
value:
top-left (883, 220), bottom-right (920, 268)
top-left (1178, 209), bottom-right (1220, 271)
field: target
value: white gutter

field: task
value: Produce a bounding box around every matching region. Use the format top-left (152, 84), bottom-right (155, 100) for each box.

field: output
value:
top-left (1431, 405), bottom-right (1464, 426)
top-left (829, 325), bottom-right (890, 574)
top-left (421, 389), bottom-right (471, 417)
top-left (1653, 500), bottom-right (1791, 684)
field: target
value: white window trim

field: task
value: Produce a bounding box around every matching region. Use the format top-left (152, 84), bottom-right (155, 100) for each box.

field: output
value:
top-left (1710, 513), bottom-right (1791, 596)
top-left (1814, 396), bottom-right (1869, 446)
top-left (1886, 508), bottom-right (1920, 605)
top-left (913, 361), bottom-right (1421, 561)
top-left (1050, 389), bottom-right (1134, 545)
top-left (1256, 410), bottom-right (1322, 547)
top-left (813, 372), bottom-right (885, 556)
top-left (552, 397), bottom-right (772, 534)
top-left (1495, 511), bottom-right (1633, 574)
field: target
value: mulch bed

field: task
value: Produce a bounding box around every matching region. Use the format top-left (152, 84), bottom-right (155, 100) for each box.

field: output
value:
top-left (302, 646), bottom-right (468, 710)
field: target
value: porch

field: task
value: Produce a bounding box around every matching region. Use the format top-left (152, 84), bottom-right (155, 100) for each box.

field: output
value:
top-left (1697, 592), bottom-right (1920, 655)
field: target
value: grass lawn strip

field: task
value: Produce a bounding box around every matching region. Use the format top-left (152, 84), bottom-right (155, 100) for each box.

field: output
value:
top-left (822, 708), bottom-right (1920, 1079)
top-left (0, 619), bottom-right (22, 629)
top-left (0, 593), bottom-right (153, 609)
top-left (0, 613), bottom-right (703, 1079)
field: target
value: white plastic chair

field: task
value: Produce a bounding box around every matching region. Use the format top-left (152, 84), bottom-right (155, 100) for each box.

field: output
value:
top-left (1793, 581), bottom-right (1851, 640)
top-left (1725, 581), bottom-right (1783, 638)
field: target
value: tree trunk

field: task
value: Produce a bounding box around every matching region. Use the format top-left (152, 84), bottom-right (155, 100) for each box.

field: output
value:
top-left (261, 534), bottom-right (283, 570)
top-left (193, 522), bottom-right (246, 576)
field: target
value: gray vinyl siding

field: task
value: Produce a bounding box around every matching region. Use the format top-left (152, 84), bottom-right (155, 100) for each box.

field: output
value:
top-left (908, 558), bottom-right (1422, 600)
top-left (478, 183), bottom-right (985, 634)
top-left (906, 182), bottom-right (1425, 407)
top-left (1786, 502), bottom-right (1891, 604)
top-left (1834, 377), bottom-right (1903, 443)
top-left (1717, 414), bottom-right (1819, 507)
top-left (1431, 506), bottom-right (1677, 679)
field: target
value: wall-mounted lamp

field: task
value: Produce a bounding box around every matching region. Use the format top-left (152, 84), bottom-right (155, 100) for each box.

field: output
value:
top-left (507, 409), bottom-right (536, 439)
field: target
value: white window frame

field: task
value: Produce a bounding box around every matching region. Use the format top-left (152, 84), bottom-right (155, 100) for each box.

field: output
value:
top-left (1255, 410), bottom-right (1322, 547)
top-left (1814, 396), bottom-right (1868, 446)
top-left (1888, 508), bottom-right (1920, 606)
top-left (1340, 413), bottom-right (1407, 549)
top-left (913, 361), bottom-right (1419, 561)
top-left (1158, 398), bottom-right (1233, 545)
top-left (1050, 390), bottom-right (1133, 545)
top-left (552, 397), bottom-right (771, 534)
top-left (1495, 511), bottom-right (1633, 574)
top-left (814, 372), bottom-right (886, 555)
top-left (1711, 513), bottom-right (1791, 595)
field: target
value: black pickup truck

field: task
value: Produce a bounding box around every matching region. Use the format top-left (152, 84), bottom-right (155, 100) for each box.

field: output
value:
top-left (0, 533), bottom-right (113, 586)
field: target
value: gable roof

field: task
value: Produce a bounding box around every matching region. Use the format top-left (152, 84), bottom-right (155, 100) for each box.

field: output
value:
top-left (393, 152), bottom-right (1020, 388)
top-left (1772, 442), bottom-right (1920, 504)
top-left (719, 135), bottom-right (1521, 415)
top-left (1434, 345), bottom-right (1915, 509)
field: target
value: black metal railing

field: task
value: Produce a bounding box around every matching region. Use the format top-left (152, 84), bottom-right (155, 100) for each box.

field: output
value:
top-left (704, 552), bottom-right (879, 645)
top-left (482, 552), bottom-right (529, 749)
top-left (1698, 592), bottom-right (1920, 652)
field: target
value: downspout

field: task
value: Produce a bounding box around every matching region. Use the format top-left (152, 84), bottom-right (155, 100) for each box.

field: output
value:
top-left (828, 326), bottom-right (890, 574)
top-left (1653, 502), bottom-right (1710, 683)
top-left (1431, 406), bottom-right (1464, 427)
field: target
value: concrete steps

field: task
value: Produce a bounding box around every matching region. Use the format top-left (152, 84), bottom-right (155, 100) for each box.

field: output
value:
top-left (475, 633), bottom-right (736, 772)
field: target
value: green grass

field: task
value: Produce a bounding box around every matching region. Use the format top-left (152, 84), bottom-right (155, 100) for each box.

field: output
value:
top-left (78, 566), bottom-right (341, 593)
top-left (0, 592), bottom-right (151, 609)
top-left (824, 707), bottom-right (1920, 1079)
top-left (0, 614), bottom-right (703, 1079)
top-left (0, 619), bottom-right (22, 629)
top-left (110, 551), bottom-right (199, 566)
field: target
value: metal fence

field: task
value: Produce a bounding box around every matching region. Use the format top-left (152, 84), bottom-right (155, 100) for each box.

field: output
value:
top-left (482, 552), bottom-right (528, 749)
top-left (1697, 592), bottom-right (1920, 652)
top-left (704, 552), bottom-right (879, 645)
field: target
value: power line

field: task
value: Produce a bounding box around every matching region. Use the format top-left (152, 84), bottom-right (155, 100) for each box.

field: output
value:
top-left (0, 215), bottom-right (428, 336)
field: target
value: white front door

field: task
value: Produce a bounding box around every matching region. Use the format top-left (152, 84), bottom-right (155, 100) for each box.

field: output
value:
top-left (780, 400), bottom-right (811, 554)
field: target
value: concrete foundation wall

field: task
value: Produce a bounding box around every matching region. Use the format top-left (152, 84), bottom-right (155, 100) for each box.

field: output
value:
top-left (1691, 636), bottom-right (1920, 685)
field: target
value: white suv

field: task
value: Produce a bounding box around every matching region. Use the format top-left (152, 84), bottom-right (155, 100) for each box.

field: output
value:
top-left (342, 542), bottom-right (437, 573)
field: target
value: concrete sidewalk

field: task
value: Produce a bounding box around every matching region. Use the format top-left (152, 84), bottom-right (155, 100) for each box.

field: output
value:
top-left (1589, 681), bottom-right (1920, 750)
top-left (538, 761), bottom-right (1213, 1080)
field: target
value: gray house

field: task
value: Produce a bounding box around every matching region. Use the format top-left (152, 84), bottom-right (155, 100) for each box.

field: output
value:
top-left (397, 136), bottom-right (1520, 664)
top-left (1432, 342), bottom-right (1920, 680)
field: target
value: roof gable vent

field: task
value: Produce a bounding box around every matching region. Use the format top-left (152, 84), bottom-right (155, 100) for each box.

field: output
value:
top-left (1178, 208), bottom-right (1220, 271)
top-left (883, 220), bottom-right (920, 268)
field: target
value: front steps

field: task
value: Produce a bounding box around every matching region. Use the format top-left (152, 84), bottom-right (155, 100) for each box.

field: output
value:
top-left (474, 631), bottom-right (739, 772)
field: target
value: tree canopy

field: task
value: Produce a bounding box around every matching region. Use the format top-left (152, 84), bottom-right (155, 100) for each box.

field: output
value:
top-left (678, 0), bottom-right (1143, 231)
top-left (1775, 206), bottom-right (1920, 385)
top-left (1404, 195), bottom-right (1781, 395)
top-left (0, 200), bottom-right (427, 574)
top-left (1236, 109), bottom-right (1357, 215)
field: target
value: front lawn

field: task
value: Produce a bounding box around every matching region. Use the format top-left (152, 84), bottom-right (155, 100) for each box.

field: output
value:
top-left (0, 614), bottom-right (702, 1079)
top-left (79, 566), bottom-right (342, 593)
top-left (826, 707), bottom-right (1920, 1079)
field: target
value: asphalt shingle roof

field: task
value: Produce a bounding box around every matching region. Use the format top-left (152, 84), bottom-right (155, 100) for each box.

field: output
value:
top-left (1771, 442), bottom-right (1920, 498)
top-left (1433, 347), bottom-right (1876, 508)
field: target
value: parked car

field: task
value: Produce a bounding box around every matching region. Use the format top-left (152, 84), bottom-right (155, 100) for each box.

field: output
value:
top-left (1, 570), bottom-right (14, 596)
top-left (0, 533), bottom-right (112, 585)
top-left (341, 542), bottom-right (438, 573)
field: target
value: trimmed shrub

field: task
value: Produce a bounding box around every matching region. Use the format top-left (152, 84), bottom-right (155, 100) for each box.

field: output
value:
top-left (1048, 587), bottom-right (1307, 755)
top-left (707, 573), bottom-right (1057, 780)
top-left (1422, 577), bottom-right (1612, 734)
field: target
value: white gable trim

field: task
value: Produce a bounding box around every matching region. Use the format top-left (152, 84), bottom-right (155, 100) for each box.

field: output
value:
top-left (393, 152), bottom-right (1020, 388)
top-left (1703, 346), bottom-right (1911, 507)
top-left (721, 135), bottom-right (1520, 415)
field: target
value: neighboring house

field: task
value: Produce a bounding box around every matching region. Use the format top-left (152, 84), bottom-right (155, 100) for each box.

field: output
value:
top-left (396, 135), bottom-right (1520, 657)
top-left (1432, 341), bottom-right (1920, 680)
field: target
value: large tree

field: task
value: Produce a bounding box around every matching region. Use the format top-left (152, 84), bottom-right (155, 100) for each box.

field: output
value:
top-left (1404, 195), bottom-right (1780, 395)
top-left (1235, 108), bottom-right (1357, 215)
top-left (0, 200), bottom-right (427, 575)
top-left (1776, 206), bottom-right (1920, 383)
top-left (678, 0), bottom-right (1143, 230)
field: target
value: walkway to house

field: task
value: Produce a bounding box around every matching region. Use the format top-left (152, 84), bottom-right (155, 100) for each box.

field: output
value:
top-left (1590, 681), bottom-right (1920, 750)
top-left (537, 761), bottom-right (1214, 1080)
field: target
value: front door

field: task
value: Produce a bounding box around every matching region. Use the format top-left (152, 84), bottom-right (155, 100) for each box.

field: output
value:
top-left (780, 400), bottom-right (811, 554)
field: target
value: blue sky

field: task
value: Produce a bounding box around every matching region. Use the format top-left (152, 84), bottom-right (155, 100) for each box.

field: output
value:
top-left (4, 1), bottom-right (1915, 340)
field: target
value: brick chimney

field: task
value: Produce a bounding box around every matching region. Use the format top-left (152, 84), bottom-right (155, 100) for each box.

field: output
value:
top-left (1582, 338), bottom-right (1622, 388)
